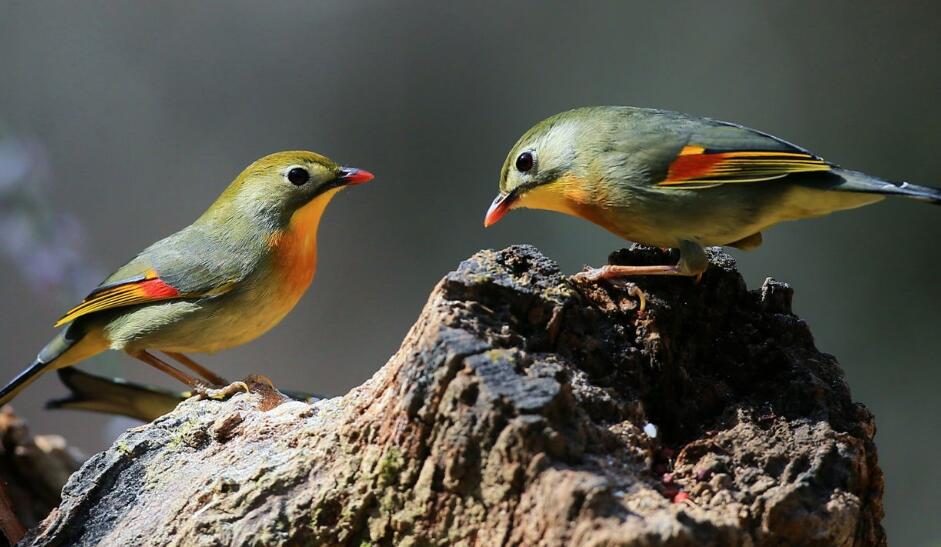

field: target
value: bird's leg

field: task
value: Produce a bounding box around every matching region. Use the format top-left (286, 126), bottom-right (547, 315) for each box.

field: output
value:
top-left (163, 353), bottom-right (252, 399)
top-left (679, 241), bottom-right (709, 284)
top-left (163, 352), bottom-right (228, 386)
top-left (572, 240), bottom-right (708, 285)
top-left (129, 350), bottom-right (203, 388)
top-left (193, 381), bottom-right (251, 401)
top-left (129, 351), bottom-right (248, 400)
top-left (572, 263), bottom-right (685, 283)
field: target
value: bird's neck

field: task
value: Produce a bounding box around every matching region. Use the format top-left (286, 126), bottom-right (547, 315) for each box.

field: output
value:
top-left (267, 189), bottom-right (341, 296)
top-left (518, 173), bottom-right (605, 222)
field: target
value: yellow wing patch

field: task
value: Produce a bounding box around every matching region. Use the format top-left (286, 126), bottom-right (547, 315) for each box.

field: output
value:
top-left (659, 146), bottom-right (831, 188)
top-left (54, 269), bottom-right (181, 327)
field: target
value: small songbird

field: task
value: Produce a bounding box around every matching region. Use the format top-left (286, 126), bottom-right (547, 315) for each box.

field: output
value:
top-left (485, 106), bottom-right (940, 281)
top-left (0, 151), bottom-right (373, 405)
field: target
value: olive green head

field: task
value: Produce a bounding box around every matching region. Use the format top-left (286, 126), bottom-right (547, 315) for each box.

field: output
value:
top-left (485, 108), bottom-right (611, 227)
top-left (204, 150), bottom-right (374, 227)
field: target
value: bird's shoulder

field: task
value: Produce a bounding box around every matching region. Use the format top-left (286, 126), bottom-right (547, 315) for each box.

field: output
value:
top-left (126, 224), bottom-right (259, 294)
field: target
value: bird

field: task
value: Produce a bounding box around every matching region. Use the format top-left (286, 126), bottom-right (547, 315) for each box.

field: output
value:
top-left (484, 106), bottom-right (940, 282)
top-left (0, 150), bottom-right (374, 406)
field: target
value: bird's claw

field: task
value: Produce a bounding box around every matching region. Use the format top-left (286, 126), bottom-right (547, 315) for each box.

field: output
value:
top-left (193, 381), bottom-right (251, 401)
top-left (571, 266), bottom-right (606, 284)
top-left (570, 266), bottom-right (647, 312)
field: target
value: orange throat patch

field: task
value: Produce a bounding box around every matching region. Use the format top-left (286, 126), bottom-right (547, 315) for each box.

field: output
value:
top-left (268, 190), bottom-right (338, 299)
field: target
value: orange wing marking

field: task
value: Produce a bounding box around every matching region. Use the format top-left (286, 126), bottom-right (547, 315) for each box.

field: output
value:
top-left (55, 269), bottom-right (181, 327)
top-left (660, 146), bottom-right (830, 187)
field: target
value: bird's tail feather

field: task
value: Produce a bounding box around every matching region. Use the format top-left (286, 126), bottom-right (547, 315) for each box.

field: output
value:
top-left (832, 168), bottom-right (941, 204)
top-left (46, 367), bottom-right (184, 422)
top-left (0, 359), bottom-right (49, 406)
top-left (0, 328), bottom-right (83, 406)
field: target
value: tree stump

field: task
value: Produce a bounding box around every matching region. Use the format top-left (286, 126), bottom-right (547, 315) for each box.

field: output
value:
top-left (21, 245), bottom-right (884, 546)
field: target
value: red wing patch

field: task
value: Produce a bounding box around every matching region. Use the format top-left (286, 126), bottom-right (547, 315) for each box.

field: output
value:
top-left (659, 145), bottom-right (831, 188)
top-left (55, 270), bottom-right (181, 327)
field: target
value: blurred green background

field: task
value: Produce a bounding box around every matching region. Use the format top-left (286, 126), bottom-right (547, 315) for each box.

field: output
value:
top-left (0, 2), bottom-right (938, 544)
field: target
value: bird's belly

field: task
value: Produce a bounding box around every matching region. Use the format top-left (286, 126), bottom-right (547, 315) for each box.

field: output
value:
top-left (592, 185), bottom-right (871, 248)
top-left (599, 208), bottom-right (772, 249)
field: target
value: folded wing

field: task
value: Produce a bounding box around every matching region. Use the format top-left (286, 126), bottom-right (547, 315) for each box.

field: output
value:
top-left (655, 119), bottom-right (833, 189)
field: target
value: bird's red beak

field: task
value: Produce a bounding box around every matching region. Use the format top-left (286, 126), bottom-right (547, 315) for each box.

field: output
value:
top-left (338, 167), bottom-right (375, 186)
top-left (484, 192), bottom-right (515, 227)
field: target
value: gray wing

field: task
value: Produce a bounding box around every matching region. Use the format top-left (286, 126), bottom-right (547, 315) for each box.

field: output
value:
top-left (56, 223), bottom-right (256, 326)
top-left (605, 107), bottom-right (833, 189)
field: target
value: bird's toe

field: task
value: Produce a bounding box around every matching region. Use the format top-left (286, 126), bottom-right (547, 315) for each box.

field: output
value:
top-left (571, 266), bottom-right (606, 284)
top-left (193, 381), bottom-right (251, 401)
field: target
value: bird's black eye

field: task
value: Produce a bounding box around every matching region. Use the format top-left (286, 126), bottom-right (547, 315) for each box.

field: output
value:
top-left (515, 152), bottom-right (534, 173)
top-left (287, 167), bottom-right (310, 186)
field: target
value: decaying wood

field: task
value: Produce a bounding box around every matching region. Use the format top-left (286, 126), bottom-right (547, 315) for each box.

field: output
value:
top-left (0, 406), bottom-right (81, 546)
top-left (21, 245), bottom-right (884, 546)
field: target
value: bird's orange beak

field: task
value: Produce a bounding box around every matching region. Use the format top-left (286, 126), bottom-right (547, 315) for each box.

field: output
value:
top-left (337, 167), bottom-right (375, 186)
top-left (484, 192), bottom-right (516, 227)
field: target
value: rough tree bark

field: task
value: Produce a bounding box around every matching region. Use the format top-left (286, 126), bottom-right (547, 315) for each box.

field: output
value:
top-left (21, 245), bottom-right (884, 546)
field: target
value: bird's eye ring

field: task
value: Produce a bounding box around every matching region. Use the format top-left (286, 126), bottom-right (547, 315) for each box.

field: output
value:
top-left (515, 151), bottom-right (534, 173)
top-left (287, 167), bottom-right (310, 186)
